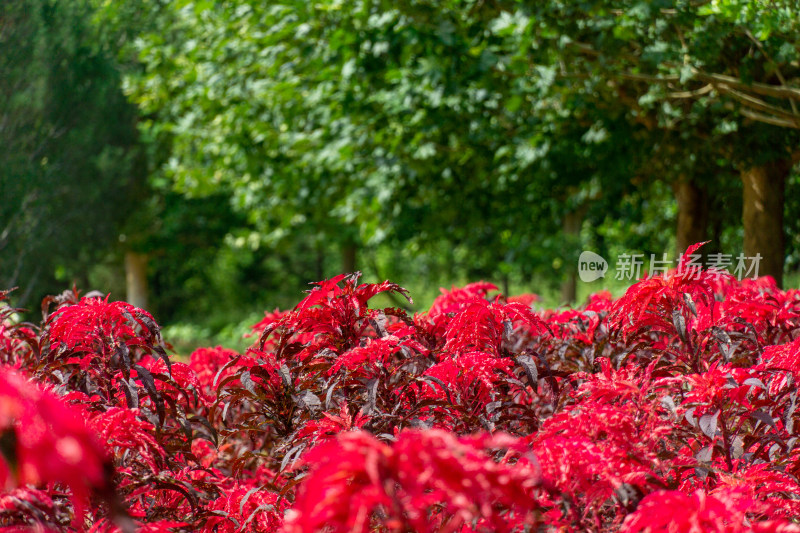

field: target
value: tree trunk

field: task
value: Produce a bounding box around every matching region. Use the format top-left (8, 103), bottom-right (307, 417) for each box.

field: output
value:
top-left (125, 251), bottom-right (149, 309)
top-left (741, 161), bottom-right (788, 288)
top-left (315, 245), bottom-right (325, 281)
top-left (17, 264), bottom-right (41, 308)
top-left (342, 242), bottom-right (357, 274)
top-left (673, 178), bottom-right (709, 257)
top-left (560, 210), bottom-right (583, 305)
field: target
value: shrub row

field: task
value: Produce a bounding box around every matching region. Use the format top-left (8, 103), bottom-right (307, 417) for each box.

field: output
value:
top-left (1, 243), bottom-right (800, 531)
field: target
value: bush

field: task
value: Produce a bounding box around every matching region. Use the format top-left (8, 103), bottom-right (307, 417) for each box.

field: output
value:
top-left (1, 244), bottom-right (800, 531)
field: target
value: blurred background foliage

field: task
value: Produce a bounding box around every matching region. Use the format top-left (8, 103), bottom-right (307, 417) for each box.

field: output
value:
top-left (2, 0), bottom-right (800, 351)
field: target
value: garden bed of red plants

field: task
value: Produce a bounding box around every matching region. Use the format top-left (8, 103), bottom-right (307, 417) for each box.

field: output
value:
top-left (2, 243), bottom-right (800, 532)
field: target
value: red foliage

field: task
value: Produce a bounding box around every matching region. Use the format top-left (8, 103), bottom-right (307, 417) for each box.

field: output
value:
top-left (1, 250), bottom-right (800, 532)
top-left (621, 489), bottom-right (800, 533)
top-left (45, 296), bottom-right (156, 356)
top-left (284, 429), bottom-right (541, 533)
top-left (0, 370), bottom-right (109, 528)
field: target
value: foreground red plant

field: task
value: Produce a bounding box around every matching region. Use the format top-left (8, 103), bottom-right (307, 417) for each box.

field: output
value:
top-left (285, 429), bottom-right (543, 533)
top-left (1, 244), bottom-right (800, 531)
top-left (0, 369), bottom-right (110, 529)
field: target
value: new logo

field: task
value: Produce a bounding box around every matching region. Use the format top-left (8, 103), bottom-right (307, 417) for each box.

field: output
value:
top-left (578, 251), bottom-right (608, 282)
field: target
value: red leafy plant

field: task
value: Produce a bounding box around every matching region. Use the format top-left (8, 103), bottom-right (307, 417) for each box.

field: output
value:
top-left (284, 429), bottom-right (543, 533)
top-left (0, 244), bottom-right (800, 532)
top-left (0, 369), bottom-right (110, 529)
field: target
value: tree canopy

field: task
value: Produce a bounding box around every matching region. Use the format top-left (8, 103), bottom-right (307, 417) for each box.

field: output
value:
top-left (3, 0), bottom-right (800, 329)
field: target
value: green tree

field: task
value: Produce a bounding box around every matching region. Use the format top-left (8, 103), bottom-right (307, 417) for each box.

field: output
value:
top-left (127, 0), bottom-right (800, 296)
top-left (520, 0), bottom-right (800, 285)
top-left (0, 0), bottom-right (143, 305)
top-left (127, 0), bottom-right (650, 294)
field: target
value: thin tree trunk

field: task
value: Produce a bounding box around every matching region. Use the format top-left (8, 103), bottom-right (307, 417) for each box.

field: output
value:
top-left (342, 243), bottom-right (357, 274)
top-left (560, 210), bottom-right (583, 305)
top-left (315, 246), bottom-right (325, 281)
top-left (673, 178), bottom-right (709, 257)
top-left (17, 264), bottom-right (41, 308)
top-left (125, 251), bottom-right (149, 309)
top-left (741, 160), bottom-right (788, 288)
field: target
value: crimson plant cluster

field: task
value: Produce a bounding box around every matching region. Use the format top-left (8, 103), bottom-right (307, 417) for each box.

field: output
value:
top-left (1, 243), bottom-right (800, 531)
